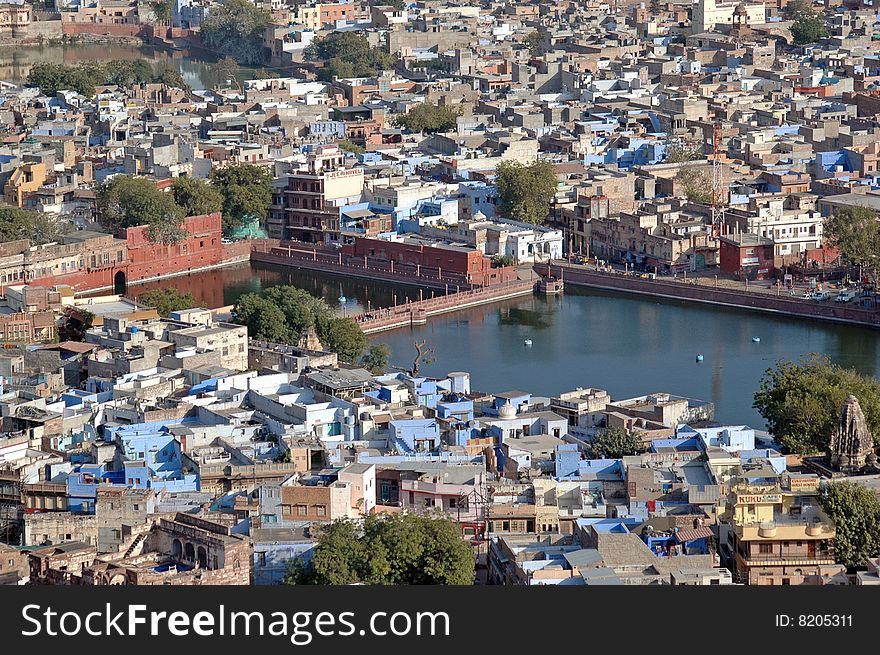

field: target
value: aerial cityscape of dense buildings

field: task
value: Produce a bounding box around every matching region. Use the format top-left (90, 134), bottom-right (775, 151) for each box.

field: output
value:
top-left (3, 0), bottom-right (880, 589)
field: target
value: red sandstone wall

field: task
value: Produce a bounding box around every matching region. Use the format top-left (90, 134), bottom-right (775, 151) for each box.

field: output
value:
top-left (125, 213), bottom-right (224, 282)
top-left (61, 23), bottom-right (143, 37)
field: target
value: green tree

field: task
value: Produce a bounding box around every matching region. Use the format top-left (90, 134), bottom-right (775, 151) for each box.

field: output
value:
top-left (323, 317), bottom-right (368, 363)
top-left (823, 205), bottom-right (880, 279)
top-left (819, 481), bottom-right (880, 571)
top-left (0, 206), bottom-right (68, 245)
top-left (306, 32), bottom-right (394, 80)
top-left (233, 293), bottom-right (290, 343)
top-left (790, 9), bottom-right (827, 45)
top-left (170, 177), bottom-right (224, 218)
top-left (495, 160), bottom-right (557, 225)
top-left (523, 31), bottom-right (544, 57)
top-left (152, 62), bottom-right (189, 90)
top-left (338, 139), bottom-right (365, 155)
top-left (231, 285), bottom-right (367, 362)
top-left (27, 62), bottom-right (96, 96)
top-left (97, 176), bottom-right (187, 244)
top-left (201, 0), bottom-right (271, 66)
top-left (361, 343), bottom-right (391, 374)
top-left (285, 514), bottom-right (475, 585)
top-left (491, 254), bottom-right (515, 267)
top-left (104, 59), bottom-right (154, 87)
top-left (665, 142), bottom-right (702, 164)
top-left (138, 288), bottom-right (196, 317)
top-left (209, 163), bottom-right (273, 232)
top-left (784, 0), bottom-right (813, 19)
top-left (588, 427), bottom-right (644, 459)
top-left (149, 0), bottom-right (172, 23)
top-left (262, 285), bottom-right (332, 339)
top-left (675, 165), bottom-right (713, 204)
top-left (753, 355), bottom-right (880, 454)
top-left (392, 103), bottom-right (462, 134)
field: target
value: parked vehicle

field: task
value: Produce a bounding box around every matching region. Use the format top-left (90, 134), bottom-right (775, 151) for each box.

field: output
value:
top-left (835, 290), bottom-right (857, 303)
top-left (812, 291), bottom-right (832, 301)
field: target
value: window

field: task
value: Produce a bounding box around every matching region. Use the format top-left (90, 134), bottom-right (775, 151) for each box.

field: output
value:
top-left (316, 505), bottom-right (326, 517)
top-left (759, 543), bottom-right (773, 554)
top-left (258, 552), bottom-right (266, 567)
top-left (297, 505), bottom-right (307, 516)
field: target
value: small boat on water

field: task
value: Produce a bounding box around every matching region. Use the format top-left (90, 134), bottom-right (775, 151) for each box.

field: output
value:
top-left (696, 354), bottom-right (704, 362)
top-left (524, 339), bottom-right (533, 347)
top-left (752, 336), bottom-right (761, 343)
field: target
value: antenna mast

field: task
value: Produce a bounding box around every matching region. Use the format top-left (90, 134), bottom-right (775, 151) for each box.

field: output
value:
top-left (711, 120), bottom-right (724, 236)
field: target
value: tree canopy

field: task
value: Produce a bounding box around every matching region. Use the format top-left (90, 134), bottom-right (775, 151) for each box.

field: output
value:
top-left (361, 343), bottom-right (391, 374)
top-left (97, 176), bottom-right (187, 244)
top-left (392, 103), bottom-right (461, 134)
top-left (495, 160), bottom-right (557, 225)
top-left (819, 481), bottom-right (880, 571)
top-left (27, 59), bottom-right (190, 96)
top-left (789, 4), bottom-right (828, 45)
top-left (209, 163), bottom-right (273, 233)
top-left (823, 205), bottom-right (880, 274)
top-left (588, 427), bottom-right (644, 459)
top-left (523, 31), bottom-right (544, 57)
top-left (284, 514), bottom-right (475, 585)
top-left (0, 206), bottom-right (68, 246)
top-left (201, 0), bottom-right (271, 66)
top-left (171, 177), bottom-right (224, 218)
top-left (753, 355), bottom-right (880, 454)
top-left (306, 32), bottom-right (395, 81)
top-left (138, 288), bottom-right (196, 318)
top-left (233, 285), bottom-right (367, 362)
top-left (675, 165), bottom-right (713, 204)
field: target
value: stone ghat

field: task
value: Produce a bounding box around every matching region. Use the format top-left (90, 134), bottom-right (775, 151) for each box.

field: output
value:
top-left (535, 262), bottom-right (880, 330)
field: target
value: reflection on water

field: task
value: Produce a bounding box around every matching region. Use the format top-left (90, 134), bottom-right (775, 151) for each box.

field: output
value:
top-left (0, 44), bottom-right (260, 90)
top-left (498, 306), bottom-right (553, 330)
top-left (119, 262), bottom-right (880, 429)
top-left (127, 261), bottom-right (423, 316)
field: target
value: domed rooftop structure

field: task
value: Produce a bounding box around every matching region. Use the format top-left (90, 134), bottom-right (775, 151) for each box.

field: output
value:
top-left (498, 401), bottom-right (517, 420)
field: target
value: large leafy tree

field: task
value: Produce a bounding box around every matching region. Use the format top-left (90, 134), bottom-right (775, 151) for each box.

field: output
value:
top-left (323, 317), bottom-right (368, 363)
top-left (361, 343), bottom-right (391, 374)
top-left (753, 355), bottom-right (880, 454)
top-left (209, 163), bottom-right (273, 232)
top-left (233, 293), bottom-right (290, 343)
top-left (495, 160), bottom-right (557, 225)
top-left (675, 165), bottom-right (713, 204)
top-left (232, 285), bottom-right (367, 362)
top-left (306, 32), bottom-right (394, 81)
top-left (819, 482), bottom-right (880, 571)
top-left (138, 288), bottom-right (196, 317)
top-left (170, 177), bottom-right (223, 218)
top-left (285, 514), bottom-right (475, 585)
top-left (27, 60), bottom-right (190, 97)
top-left (393, 103), bottom-right (462, 134)
top-left (790, 5), bottom-right (828, 45)
top-left (0, 206), bottom-right (67, 245)
top-left (97, 176), bottom-right (187, 244)
top-left (589, 427), bottom-right (644, 459)
top-left (823, 205), bottom-right (880, 278)
top-left (201, 0), bottom-right (271, 66)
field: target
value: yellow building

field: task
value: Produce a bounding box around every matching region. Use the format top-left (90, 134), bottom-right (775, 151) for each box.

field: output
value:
top-left (725, 481), bottom-right (843, 585)
top-left (4, 162), bottom-right (48, 208)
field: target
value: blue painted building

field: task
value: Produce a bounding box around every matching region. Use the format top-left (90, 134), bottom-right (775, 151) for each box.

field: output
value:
top-left (389, 418), bottom-right (441, 454)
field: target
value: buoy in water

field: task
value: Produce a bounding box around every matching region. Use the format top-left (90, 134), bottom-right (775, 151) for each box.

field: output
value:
top-left (752, 336), bottom-right (761, 343)
top-left (696, 354), bottom-right (704, 362)
top-left (524, 339), bottom-right (533, 347)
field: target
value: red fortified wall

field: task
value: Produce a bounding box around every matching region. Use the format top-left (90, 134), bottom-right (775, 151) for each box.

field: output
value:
top-left (125, 213), bottom-right (224, 282)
